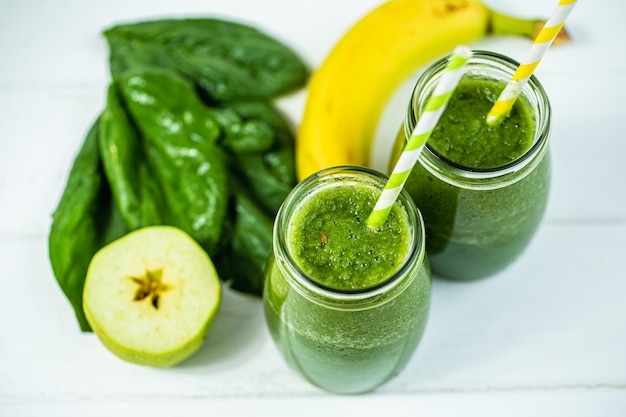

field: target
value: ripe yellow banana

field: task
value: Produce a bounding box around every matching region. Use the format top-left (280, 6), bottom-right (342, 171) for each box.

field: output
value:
top-left (296, 0), bottom-right (568, 180)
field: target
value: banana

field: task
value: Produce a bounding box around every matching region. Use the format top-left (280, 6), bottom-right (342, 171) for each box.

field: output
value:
top-left (296, 0), bottom-right (568, 180)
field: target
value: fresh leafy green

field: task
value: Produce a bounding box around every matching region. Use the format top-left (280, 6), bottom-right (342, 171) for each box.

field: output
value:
top-left (223, 100), bottom-right (297, 215)
top-left (212, 108), bottom-right (275, 154)
top-left (215, 181), bottom-right (274, 296)
top-left (99, 84), bottom-right (164, 230)
top-left (104, 19), bottom-right (308, 101)
top-left (50, 17), bottom-right (306, 330)
top-left (49, 119), bottom-right (128, 331)
top-left (116, 70), bottom-right (229, 256)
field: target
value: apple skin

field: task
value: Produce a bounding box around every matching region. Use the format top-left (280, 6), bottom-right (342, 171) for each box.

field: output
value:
top-left (83, 226), bottom-right (221, 367)
top-left (83, 299), bottom-right (218, 368)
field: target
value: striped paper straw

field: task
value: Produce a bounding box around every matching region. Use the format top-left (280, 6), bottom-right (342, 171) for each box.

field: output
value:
top-left (486, 0), bottom-right (577, 125)
top-left (367, 45), bottom-right (472, 229)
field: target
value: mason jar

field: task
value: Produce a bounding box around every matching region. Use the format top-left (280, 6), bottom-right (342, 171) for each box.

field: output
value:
top-left (263, 166), bottom-right (431, 394)
top-left (392, 50), bottom-right (551, 280)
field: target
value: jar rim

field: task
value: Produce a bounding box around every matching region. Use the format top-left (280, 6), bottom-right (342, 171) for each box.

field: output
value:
top-left (407, 50), bottom-right (551, 187)
top-left (273, 165), bottom-right (426, 307)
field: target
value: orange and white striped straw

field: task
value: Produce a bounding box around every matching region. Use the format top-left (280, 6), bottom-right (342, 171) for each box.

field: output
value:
top-left (367, 45), bottom-right (472, 229)
top-left (486, 0), bottom-right (577, 125)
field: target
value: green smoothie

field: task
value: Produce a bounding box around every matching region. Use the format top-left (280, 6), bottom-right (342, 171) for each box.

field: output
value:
top-left (397, 54), bottom-right (551, 280)
top-left (263, 168), bottom-right (431, 394)
top-left (429, 77), bottom-right (535, 168)
top-left (289, 184), bottom-right (411, 290)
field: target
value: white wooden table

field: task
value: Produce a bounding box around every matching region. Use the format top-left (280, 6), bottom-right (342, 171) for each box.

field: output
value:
top-left (1, 0), bottom-right (625, 415)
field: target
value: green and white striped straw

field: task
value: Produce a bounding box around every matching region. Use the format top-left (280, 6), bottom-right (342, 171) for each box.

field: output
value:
top-left (367, 45), bottom-right (472, 229)
top-left (486, 0), bottom-right (577, 126)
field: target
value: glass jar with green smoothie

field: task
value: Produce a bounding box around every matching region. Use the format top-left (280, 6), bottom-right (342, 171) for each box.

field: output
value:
top-left (393, 50), bottom-right (551, 280)
top-left (263, 166), bottom-right (431, 394)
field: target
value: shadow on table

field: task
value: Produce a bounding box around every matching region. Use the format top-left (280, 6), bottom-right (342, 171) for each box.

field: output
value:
top-left (174, 286), bottom-right (267, 371)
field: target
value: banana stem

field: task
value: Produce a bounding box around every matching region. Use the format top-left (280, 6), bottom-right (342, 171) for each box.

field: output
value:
top-left (487, 9), bottom-right (571, 44)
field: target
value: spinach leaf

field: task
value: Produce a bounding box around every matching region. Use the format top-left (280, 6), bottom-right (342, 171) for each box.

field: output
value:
top-left (227, 100), bottom-right (297, 188)
top-left (99, 83), bottom-right (164, 230)
top-left (49, 118), bottom-right (128, 331)
top-left (219, 101), bottom-right (296, 215)
top-left (104, 18), bottom-right (308, 101)
top-left (215, 181), bottom-right (274, 296)
top-left (211, 107), bottom-right (275, 154)
top-left (230, 153), bottom-right (293, 216)
top-left (51, 17), bottom-right (308, 315)
top-left (116, 69), bottom-right (229, 256)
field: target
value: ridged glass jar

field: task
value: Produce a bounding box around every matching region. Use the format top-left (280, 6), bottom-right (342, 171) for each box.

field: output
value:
top-left (392, 51), bottom-right (551, 280)
top-left (263, 166), bottom-right (431, 394)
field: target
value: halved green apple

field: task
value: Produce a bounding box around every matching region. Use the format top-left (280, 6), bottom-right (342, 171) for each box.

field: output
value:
top-left (83, 226), bottom-right (221, 367)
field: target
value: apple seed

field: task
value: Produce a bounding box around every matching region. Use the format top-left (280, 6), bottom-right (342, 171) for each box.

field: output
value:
top-left (130, 269), bottom-right (171, 309)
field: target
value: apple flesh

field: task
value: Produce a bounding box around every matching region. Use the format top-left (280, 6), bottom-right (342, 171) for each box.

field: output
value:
top-left (83, 226), bottom-right (221, 367)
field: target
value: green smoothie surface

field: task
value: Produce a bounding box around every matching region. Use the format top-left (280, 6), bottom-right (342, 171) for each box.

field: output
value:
top-left (288, 184), bottom-right (411, 290)
top-left (428, 75), bottom-right (536, 168)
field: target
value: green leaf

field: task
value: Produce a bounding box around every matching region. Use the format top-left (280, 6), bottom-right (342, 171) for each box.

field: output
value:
top-left (116, 69), bottom-right (229, 255)
top-left (230, 152), bottom-right (293, 216)
top-left (212, 108), bottom-right (275, 154)
top-left (49, 118), bottom-right (128, 331)
top-left (99, 83), bottom-right (165, 230)
top-left (215, 182), bottom-right (274, 296)
top-left (104, 18), bottom-right (308, 101)
top-left (223, 100), bottom-right (297, 214)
